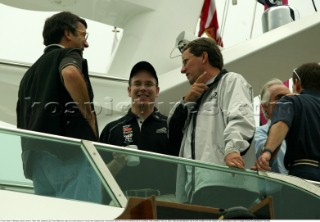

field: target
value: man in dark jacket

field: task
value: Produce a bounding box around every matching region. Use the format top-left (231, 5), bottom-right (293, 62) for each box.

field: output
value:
top-left (100, 61), bottom-right (177, 202)
top-left (16, 11), bottom-right (100, 203)
top-left (255, 62), bottom-right (320, 182)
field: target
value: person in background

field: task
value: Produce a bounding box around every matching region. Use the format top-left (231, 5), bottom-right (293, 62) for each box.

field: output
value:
top-left (254, 62), bottom-right (320, 182)
top-left (254, 78), bottom-right (290, 174)
top-left (100, 61), bottom-right (177, 202)
top-left (16, 11), bottom-right (101, 203)
top-left (168, 38), bottom-right (257, 209)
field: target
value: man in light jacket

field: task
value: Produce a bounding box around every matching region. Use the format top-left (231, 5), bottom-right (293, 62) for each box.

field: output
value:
top-left (168, 38), bottom-right (257, 209)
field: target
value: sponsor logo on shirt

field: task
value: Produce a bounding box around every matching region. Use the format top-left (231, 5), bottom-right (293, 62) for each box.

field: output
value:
top-left (123, 124), bottom-right (133, 144)
top-left (156, 127), bottom-right (167, 134)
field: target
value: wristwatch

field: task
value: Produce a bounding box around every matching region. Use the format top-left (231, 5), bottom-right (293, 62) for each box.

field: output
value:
top-left (261, 147), bottom-right (273, 155)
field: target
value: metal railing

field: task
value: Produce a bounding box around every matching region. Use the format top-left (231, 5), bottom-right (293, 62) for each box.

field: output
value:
top-left (0, 59), bottom-right (128, 83)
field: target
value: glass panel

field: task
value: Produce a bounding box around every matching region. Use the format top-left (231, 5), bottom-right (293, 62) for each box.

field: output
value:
top-left (95, 143), bottom-right (177, 205)
top-left (94, 142), bottom-right (320, 219)
top-left (0, 129), bottom-right (33, 193)
top-left (0, 126), bottom-right (121, 207)
top-left (2, 125), bottom-right (320, 219)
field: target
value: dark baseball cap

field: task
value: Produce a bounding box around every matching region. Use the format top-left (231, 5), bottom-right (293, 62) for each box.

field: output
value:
top-left (129, 61), bottom-right (158, 85)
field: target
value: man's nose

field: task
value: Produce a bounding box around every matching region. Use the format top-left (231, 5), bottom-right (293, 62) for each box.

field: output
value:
top-left (84, 40), bottom-right (89, 48)
top-left (181, 66), bottom-right (186, 74)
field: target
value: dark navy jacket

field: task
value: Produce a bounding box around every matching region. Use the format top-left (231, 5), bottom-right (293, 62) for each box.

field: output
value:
top-left (100, 109), bottom-right (177, 195)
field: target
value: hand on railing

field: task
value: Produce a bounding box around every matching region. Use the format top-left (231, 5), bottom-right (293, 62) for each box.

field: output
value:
top-left (107, 152), bottom-right (128, 176)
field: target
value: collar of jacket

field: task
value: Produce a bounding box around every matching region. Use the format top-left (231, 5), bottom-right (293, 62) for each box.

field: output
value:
top-left (44, 44), bottom-right (64, 53)
top-left (124, 107), bottom-right (163, 123)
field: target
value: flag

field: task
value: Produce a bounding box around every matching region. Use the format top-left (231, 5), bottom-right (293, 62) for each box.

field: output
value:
top-left (198, 0), bottom-right (223, 47)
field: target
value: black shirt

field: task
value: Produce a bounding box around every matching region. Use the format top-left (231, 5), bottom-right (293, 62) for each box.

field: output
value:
top-left (271, 90), bottom-right (320, 168)
top-left (17, 45), bottom-right (97, 178)
top-left (100, 109), bottom-right (177, 195)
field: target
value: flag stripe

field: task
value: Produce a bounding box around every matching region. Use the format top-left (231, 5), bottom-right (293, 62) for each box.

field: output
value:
top-left (205, 0), bottom-right (215, 28)
top-left (198, 0), bottom-right (223, 47)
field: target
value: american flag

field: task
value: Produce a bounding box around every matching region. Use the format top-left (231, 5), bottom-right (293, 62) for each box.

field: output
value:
top-left (198, 0), bottom-right (223, 47)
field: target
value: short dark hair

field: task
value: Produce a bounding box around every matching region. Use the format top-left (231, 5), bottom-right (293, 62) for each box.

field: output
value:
top-left (182, 38), bottom-right (224, 70)
top-left (43, 11), bottom-right (87, 46)
top-left (129, 61), bottom-right (158, 86)
top-left (293, 62), bottom-right (320, 91)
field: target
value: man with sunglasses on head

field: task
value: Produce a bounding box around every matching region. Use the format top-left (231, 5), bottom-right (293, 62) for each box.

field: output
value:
top-left (254, 62), bottom-right (320, 182)
top-left (17, 11), bottom-right (100, 203)
top-left (168, 38), bottom-right (257, 209)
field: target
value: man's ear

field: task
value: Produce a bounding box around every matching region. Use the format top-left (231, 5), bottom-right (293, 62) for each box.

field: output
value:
top-left (64, 29), bottom-right (72, 41)
top-left (261, 104), bottom-right (269, 119)
top-left (295, 80), bottom-right (302, 93)
top-left (202, 51), bottom-right (208, 64)
top-left (127, 86), bottom-right (132, 97)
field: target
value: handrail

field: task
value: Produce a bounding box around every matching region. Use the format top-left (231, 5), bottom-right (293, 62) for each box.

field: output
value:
top-left (0, 59), bottom-right (31, 69)
top-left (93, 141), bottom-right (320, 198)
top-left (0, 125), bottom-right (81, 144)
top-left (94, 141), bottom-right (256, 176)
top-left (0, 180), bottom-right (33, 193)
top-left (0, 125), bottom-right (127, 206)
top-left (2, 125), bottom-right (320, 198)
top-left (0, 59), bottom-right (128, 83)
top-left (0, 125), bottom-right (257, 177)
top-left (2, 125), bottom-right (320, 219)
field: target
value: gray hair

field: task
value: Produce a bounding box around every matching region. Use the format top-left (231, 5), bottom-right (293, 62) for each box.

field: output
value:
top-left (260, 78), bottom-right (284, 118)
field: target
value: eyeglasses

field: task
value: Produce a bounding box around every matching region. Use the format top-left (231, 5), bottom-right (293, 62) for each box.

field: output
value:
top-left (131, 81), bottom-right (157, 88)
top-left (77, 29), bottom-right (89, 40)
top-left (274, 94), bottom-right (286, 101)
top-left (182, 54), bottom-right (194, 67)
top-left (293, 69), bottom-right (301, 81)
